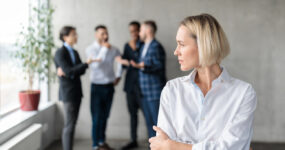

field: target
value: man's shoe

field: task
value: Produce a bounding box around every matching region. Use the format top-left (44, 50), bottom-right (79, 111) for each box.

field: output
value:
top-left (99, 143), bottom-right (114, 150)
top-left (121, 141), bottom-right (138, 150)
top-left (93, 146), bottom-right (100, 150)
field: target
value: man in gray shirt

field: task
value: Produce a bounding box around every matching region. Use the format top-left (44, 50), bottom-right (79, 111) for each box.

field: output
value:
top-left (86, 25), bottom-right (121, 150)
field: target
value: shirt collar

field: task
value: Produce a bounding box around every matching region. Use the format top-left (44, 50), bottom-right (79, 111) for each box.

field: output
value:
top-left (182, 66), bottom-right (231, 85)
top-left (93, 40), bottom-right (100, 48)
top-left (63, 42), bottom-right (73, 51)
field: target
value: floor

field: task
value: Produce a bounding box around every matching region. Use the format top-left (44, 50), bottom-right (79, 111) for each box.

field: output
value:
top-left (46, 139), bottom-right (149, 150)
top-left (251, 142), bottom-right (285, 150)
top-left (46, 140), bottom-right (285, 150)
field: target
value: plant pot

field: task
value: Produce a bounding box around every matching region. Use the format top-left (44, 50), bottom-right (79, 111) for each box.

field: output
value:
top-left (19, 90), bottom-right (40, 111)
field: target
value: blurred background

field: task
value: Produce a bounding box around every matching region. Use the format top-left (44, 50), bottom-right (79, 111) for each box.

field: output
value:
top-left (0, 0), bottom-right (285, 150)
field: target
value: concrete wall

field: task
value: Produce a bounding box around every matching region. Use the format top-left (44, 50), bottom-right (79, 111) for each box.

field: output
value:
top-left (50, 0), bottom-right (285, 142)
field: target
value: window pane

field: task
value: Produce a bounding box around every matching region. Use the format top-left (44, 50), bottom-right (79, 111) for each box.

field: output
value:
top-left (0, 0), bottom-right (30, 115)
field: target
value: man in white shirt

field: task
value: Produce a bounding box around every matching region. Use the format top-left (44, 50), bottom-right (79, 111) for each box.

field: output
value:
top-left (86, 25), bottom-right (121, 150)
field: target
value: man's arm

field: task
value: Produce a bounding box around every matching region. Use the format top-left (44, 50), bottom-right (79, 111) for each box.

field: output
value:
top-left (54, 49), bottom-right (88, 78)
top-left (142, 44), bottom-right (165, 73)
top-left (113, 49), bottom-right (122, 86)
top-left (130, 44), bottom-right (165, 72)
top-left (119, 44), bottom-right (130, 68)
top-left (74, 51), bottom-right (89, 76)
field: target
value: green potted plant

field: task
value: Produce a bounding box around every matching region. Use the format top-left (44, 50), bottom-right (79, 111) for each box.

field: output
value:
top-left (14, 3), bottom-right (55, 111)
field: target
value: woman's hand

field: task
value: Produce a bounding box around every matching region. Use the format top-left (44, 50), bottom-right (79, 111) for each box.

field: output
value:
top-left (149, 126), bottom-right (171, 150)
top-left (149, 126), bottom-right (193, 150)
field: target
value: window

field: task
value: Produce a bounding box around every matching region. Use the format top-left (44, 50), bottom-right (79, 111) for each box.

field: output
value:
top-left (0, 0), bottom-right (47, 117)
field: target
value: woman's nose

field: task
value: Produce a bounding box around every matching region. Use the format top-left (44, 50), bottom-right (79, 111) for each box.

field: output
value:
top-left (174, 48), bottom-right (179, 56)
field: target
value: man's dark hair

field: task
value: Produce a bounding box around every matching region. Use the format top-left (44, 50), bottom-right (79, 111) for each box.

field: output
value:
top-left (129, 21), bottom-right (140, 29)
top-left (59, 26), bottom-right (76, 42)
top-left (144, 20), bottom-right (157, 33)
top-left (95, 25), bottom-right (107, 31)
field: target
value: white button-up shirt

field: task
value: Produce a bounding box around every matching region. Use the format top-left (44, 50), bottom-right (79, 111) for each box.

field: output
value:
top-left (157, 67), bottom-right (257, 150)
top-left (86, 41), bottom-right (122, 84)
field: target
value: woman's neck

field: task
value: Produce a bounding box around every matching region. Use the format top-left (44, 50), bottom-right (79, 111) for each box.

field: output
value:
top-left (195, 64), bottom-right (222, 95)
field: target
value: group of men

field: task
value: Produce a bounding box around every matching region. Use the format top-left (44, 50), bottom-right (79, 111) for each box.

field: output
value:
top-left (54, 20), bottom-right (166, 150)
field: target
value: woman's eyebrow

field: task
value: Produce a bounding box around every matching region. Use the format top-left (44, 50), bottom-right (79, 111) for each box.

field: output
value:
top-left (177, 40), bottom-right (184, 44)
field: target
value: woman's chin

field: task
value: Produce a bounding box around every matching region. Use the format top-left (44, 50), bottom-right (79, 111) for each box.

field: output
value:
top-left (180, 66), bottom-right (191, 71)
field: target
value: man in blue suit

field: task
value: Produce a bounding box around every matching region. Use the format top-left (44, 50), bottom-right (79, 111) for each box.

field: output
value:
top-left (130, 20), bottom-right (166, 138)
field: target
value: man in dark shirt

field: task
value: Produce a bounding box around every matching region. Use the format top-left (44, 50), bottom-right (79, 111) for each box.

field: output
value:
top-left (130, 20), bottom-right (166, 139)
top-left (117, 21), bottom-right (142, 150)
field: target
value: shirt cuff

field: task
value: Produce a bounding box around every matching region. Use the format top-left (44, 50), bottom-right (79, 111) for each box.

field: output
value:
top-left (115, 73), bottom-right (122, 78)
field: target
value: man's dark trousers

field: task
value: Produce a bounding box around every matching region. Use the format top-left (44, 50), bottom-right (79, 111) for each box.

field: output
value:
top-left (125, 84), bottom-right (141, 142)
top-left (90, 83), bottom-right (114, 147)
top-left (141, 98), bottom-right (160, 138)
top-left (62, 100), bottom-right (81, 150)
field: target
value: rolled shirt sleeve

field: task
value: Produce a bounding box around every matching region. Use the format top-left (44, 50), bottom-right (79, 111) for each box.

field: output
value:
top-left (157, 82), bottom-right (177, 140)
top-left (114, 48), bottom-right (122, 78)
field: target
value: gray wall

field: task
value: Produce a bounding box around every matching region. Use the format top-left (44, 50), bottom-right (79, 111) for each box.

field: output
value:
top-left (50, 0), bottom-right (285, 142)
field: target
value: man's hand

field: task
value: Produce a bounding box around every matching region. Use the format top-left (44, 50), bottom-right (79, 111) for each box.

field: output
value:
top-left (93, 58), bottom-right (102, 62)
top-left (130, 60), bottom-right (144, 69)
top-left (86, 58), bottom-right (93, 64)
top-left (57, 67), bottom-right (65, 77)
top-left (113, 77), bottom-right (121, 86)
top-left (149, 126), bottom-right (171, 150)
top-left (115, 56), bottom-right (130, 66)
top-left (102, 41), bottom-right (111, 49)
top-left (86, 58), bottom-right (102, 64)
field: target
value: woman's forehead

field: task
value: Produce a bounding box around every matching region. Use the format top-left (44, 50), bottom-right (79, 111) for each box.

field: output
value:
top-left (176, 26), bottom-right (191, 41)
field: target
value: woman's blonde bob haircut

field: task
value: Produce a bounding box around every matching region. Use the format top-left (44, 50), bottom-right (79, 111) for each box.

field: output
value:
top-left (180, 13), bottom-right (230, 67)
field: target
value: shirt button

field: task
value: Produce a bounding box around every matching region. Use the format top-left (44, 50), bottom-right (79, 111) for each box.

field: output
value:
top-left (201, 117), bottom-right (205, 121)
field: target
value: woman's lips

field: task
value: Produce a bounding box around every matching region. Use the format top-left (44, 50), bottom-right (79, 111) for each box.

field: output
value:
top-left (178, 60), bottom-right (183, 64)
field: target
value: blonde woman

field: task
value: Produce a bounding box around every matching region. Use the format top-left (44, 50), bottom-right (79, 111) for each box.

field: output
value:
top-left (149, 14), bottom-right (256, 150)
